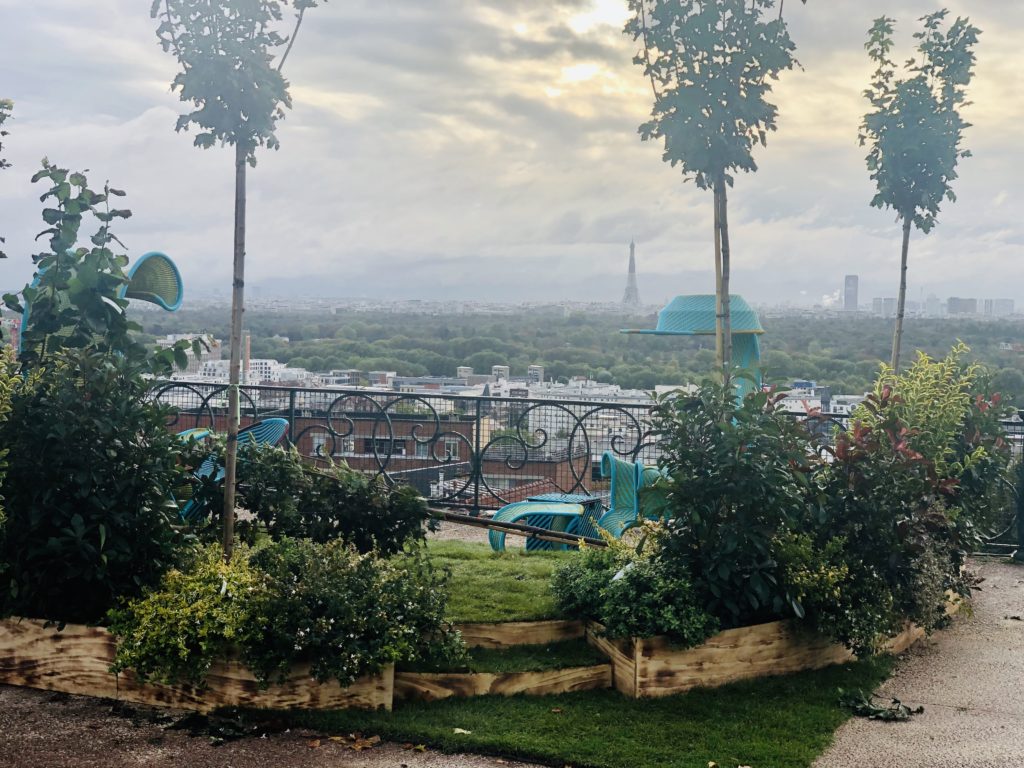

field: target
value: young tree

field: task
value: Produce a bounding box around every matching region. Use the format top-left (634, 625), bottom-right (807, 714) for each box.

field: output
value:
top-left (626, 1), bottom-right (799, 380)
top-left (0, 99), bottom-right (12, 259)
top-left (151, 0), bottom-right (322, 557)
top-left (860, 11), bottom-right (979, 371)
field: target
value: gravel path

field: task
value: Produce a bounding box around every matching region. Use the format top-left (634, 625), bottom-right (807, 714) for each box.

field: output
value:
top-left (0, 686), bottom-right (537, 768)
top-left (815, 558), bottom-right (1024, 768)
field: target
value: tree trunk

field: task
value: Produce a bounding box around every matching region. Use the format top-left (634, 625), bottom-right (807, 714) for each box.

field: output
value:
top-left (890, 216), bottom-right (912, 372)
top-left (222, 142), bottom-right (248, 560)
top-left (717, 175), bottom-right (733, 385)
top-left (713, 185), bottom-right (724, 374)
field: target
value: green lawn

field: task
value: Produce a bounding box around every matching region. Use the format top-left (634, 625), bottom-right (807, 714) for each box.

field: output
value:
top-left (400, 639), bottom-right (607, 674)
top-left (291, 657), bottom-right (893, 768)
top-left (426, 540), bottom-right (574, 623)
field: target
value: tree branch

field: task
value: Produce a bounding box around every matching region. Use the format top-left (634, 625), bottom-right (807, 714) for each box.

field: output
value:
top-left (162, 0), bottom-right (183, 59)
top-left (639, 0), bottom-right (661, 102)
top-left (277, 5), bottom-right (308, 73)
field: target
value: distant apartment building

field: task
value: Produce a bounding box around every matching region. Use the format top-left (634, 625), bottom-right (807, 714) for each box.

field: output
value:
top-left (983, 298), bottom-right (1015, 317)
top-left (871, 298), bottom-right (897, 317)
top-left (924, 294), bottom-right (944, 317)
top-left (843, 275), bottom-right (859, 311)
top-left (158, 333), bottom-right (221, 378)
top-left (527, 365), bottom-right (545, 385)
top-left (947, 297), bottom-right (977, 316)
top-left (456, 366), bottom-right (473, 378)
top-left (492, 365), bottom-right (510, 380)
top-left (368, 371), bottom-right (397, 387)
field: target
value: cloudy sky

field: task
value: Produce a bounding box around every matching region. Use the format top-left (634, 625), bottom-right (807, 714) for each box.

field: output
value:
top-left (0, 0), bottom-right (1021, 306)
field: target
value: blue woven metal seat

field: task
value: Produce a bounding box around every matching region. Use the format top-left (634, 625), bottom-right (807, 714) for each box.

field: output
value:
top-left (177, 418), bottom-right (289, 521)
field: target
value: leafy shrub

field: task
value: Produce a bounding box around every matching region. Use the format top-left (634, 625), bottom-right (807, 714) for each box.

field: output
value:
top-left (247, 539), bottom-right (464, 686)
top-left (0, 348), bottom-right (16, 532)
top-left (552, 531), bottom-right (718, 646)
top-left (649, 381), bottom-right (815, 627)
top-left (0, 349), bottom-right (188, 623)
top-left (108, 544), bottom-right (267, 685)
top-left (2, 162), bottom-right (197, 376)
top-left (800, 367), bottom-right (982, 653)
top-left (109, 539), bottom-right (465, 688)
top-left (226, 444), bottom-right (432, 554)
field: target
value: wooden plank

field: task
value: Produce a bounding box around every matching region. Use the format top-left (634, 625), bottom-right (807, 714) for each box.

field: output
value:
top-left (0, 618), bottom-right (392, 712)
top-left (454, 620), bottom-right (585, 649)
top-left (584, 623), bottom-right (636, 697)
top-left (394, 664), bottom-right (611, 703)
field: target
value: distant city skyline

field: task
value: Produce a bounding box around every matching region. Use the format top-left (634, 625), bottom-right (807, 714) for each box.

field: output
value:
top-left (1, 0), bottom-right (1022, 305)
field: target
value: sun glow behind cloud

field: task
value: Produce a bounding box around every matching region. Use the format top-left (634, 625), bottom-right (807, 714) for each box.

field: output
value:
top-left (0, 0), bottom-right (1020, 304)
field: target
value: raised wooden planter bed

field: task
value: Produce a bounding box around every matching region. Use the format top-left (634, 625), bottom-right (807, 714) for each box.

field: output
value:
top-left (394, 663), bottom-right (611, 702)
top-left (0, 618), bottom-right (393, 713)
top-left (454, 619), bottom-right (585, 649)
top-left (586, 609), bottom-right (952, 699)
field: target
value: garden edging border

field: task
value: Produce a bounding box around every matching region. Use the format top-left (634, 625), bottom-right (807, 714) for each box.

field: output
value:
top-left (585, 596), bottom-right (961, 698)
top-left (0, 617), bottom-right (393, 713)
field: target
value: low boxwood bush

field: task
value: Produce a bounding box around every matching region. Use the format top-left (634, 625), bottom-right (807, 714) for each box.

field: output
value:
top-left (552, 531), bottom-right (718, 646)
top-left (109, 539), bottom-right (466, 688)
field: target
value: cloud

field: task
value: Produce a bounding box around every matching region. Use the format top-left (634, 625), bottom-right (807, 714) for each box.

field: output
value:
top-left (0, 0), bottom-right (1020, 307)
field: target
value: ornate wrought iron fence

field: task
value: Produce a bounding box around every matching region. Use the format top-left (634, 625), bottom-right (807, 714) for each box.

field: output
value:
top-left (150, 381), bottom-right (660, 513)
top-left (150, 380), bottom-right (1023, 554)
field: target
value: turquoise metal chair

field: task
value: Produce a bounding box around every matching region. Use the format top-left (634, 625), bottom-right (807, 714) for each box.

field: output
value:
top-left (488, 501), bottom-right (586, 552)
top-left (583, 453), bottom-right (666, 539)
top-left (487, 452), bottom-right (667, 552)
top-left (178, 418), bottom-right (289, 521)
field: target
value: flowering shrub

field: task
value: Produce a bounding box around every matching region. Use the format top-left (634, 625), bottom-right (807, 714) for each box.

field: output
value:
top-left (109, 539), bottom-right (465, 688)
top-left (569, 347), bottom-right (1013, 654)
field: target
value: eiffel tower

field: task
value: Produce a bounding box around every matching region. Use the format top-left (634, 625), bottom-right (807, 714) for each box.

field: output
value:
top-left (622, 240), bottom-right (641, 308)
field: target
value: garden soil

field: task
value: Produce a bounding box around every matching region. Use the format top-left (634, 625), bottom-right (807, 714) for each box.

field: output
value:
top-left (816, 558), bottom-right (1024, 768)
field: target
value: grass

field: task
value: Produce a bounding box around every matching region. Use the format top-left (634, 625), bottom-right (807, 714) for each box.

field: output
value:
top-left (400, 639), bottom-right (608, 674)
top-left (290, 656), bottom-right (893, 768)
top-left (426, 540), bottom-right (575, 623)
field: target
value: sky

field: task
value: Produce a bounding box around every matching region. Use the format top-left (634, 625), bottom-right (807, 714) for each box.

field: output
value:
top-left (0, 0), bottom-right (1021, 307)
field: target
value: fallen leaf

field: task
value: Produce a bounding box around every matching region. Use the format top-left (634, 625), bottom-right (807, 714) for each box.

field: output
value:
top-left (550, 707), bottom-right (563, 714)
top-left (328, 736), bottom-right (344, 742)
top-left (453, 728), bottom-right (473, 735)
top-left (414, 744), bottom-right (427, 752)
top-left (401, 743), bottom-right (414, 750)
top-left (708, 763), bottom-right (718, 768)
top-left (308, 739), bottom-right (320, 749)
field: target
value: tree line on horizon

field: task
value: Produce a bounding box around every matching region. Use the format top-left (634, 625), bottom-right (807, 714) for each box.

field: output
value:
top-left (141, 309), bottom-right (1024, 405)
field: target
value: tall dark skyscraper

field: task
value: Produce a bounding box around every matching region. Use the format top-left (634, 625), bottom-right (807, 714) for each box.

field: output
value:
top-left (844, 275), bottom-right (859, 311)
top-left (622, 240), bottom-right (641, 308)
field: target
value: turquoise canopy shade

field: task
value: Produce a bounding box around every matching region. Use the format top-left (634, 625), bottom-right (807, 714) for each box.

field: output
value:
top-left (120, 251), bottom-right (184, 311)
top-left (621, 294), bottom-right (763, 399)
top-left (19, 251), bottom-right (184, 354)
top-left (620, 294), bottom-right (764, 337)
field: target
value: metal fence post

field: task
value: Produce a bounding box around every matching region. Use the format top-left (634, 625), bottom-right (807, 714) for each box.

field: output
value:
top-left (287, 388), bottom-right (297, 445)
top-left (471, 398), bottom-right (483, 516)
